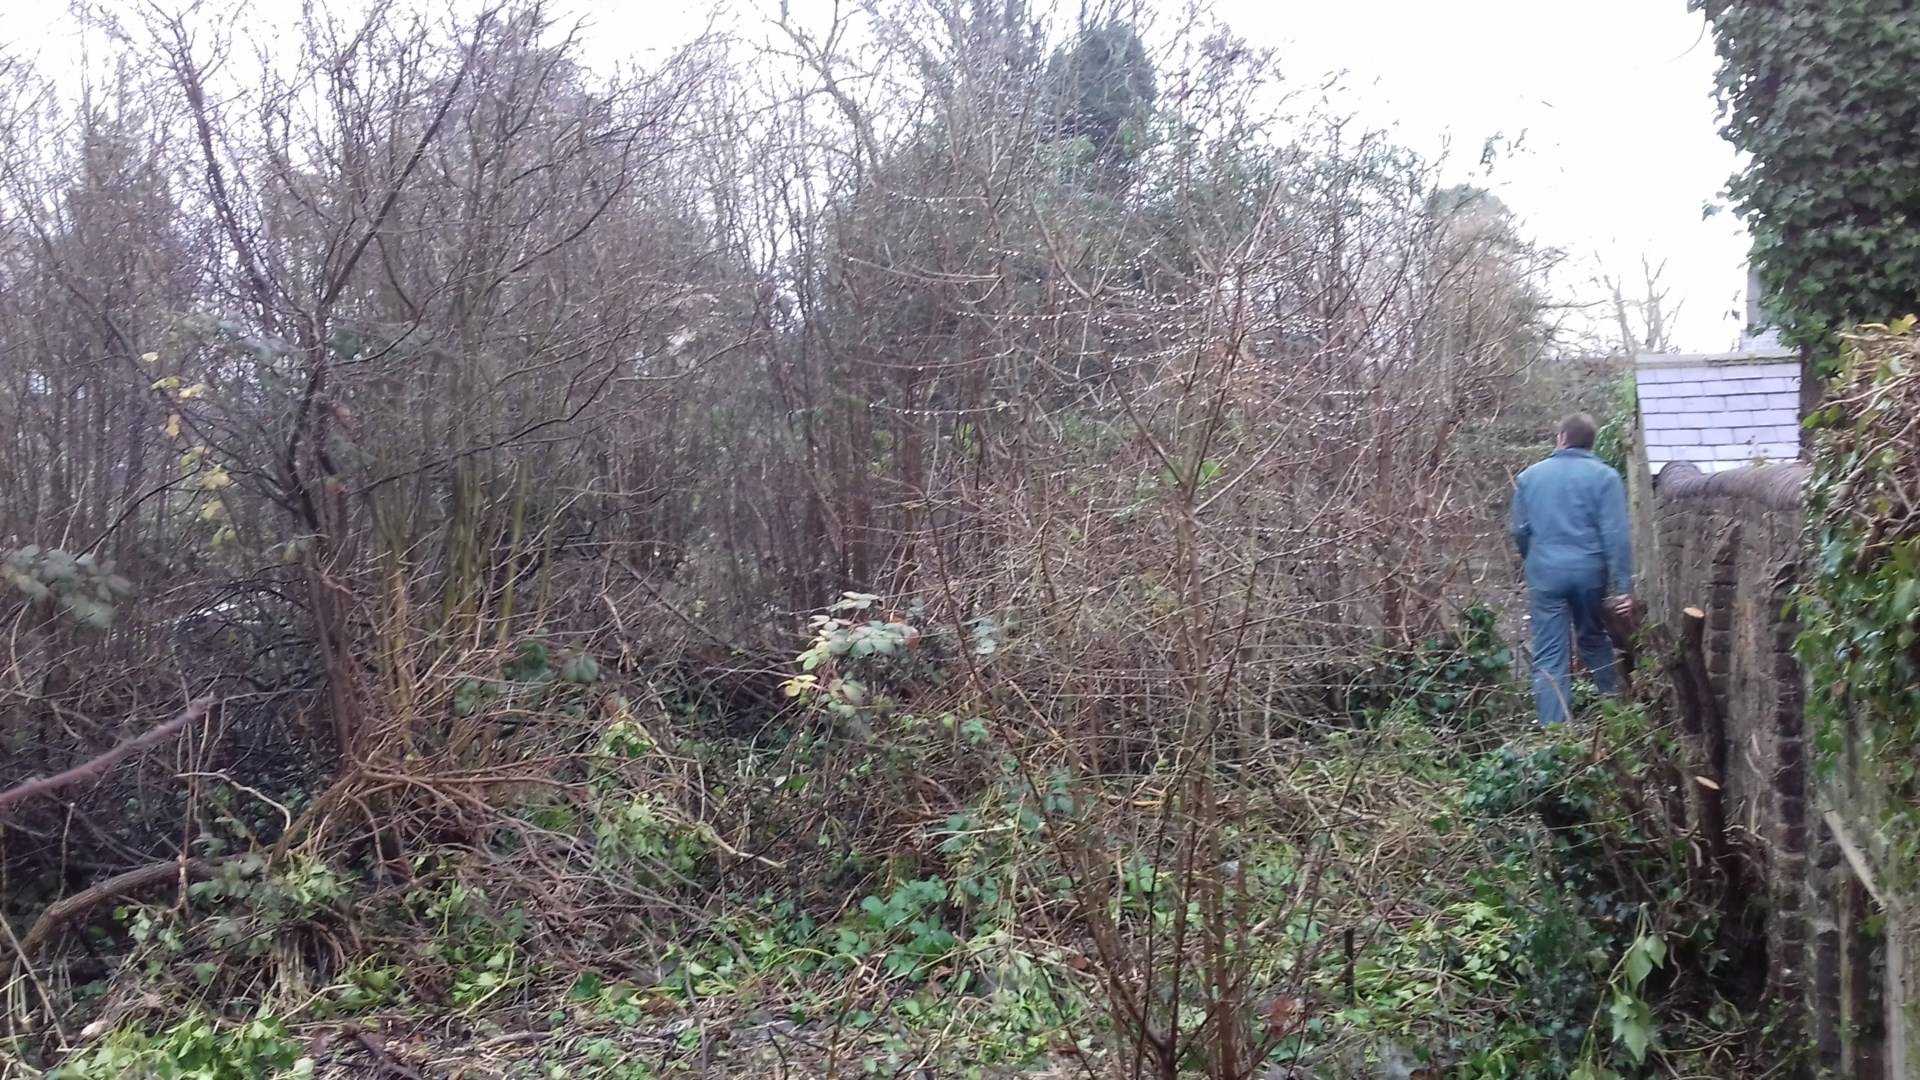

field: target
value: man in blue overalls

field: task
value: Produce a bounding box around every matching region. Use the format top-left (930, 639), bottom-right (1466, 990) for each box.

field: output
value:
top-left (1509, 413), bottom-right (1634, 726)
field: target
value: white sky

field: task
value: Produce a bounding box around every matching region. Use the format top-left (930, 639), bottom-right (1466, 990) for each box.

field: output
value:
top-left (13, 0), bottom-right (1750, 351)
top-left (1228, 0), bottom-right (1752, 353)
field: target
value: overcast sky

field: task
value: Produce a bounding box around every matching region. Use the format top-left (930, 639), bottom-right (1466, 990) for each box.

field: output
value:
top-left (1228, 0), bottom-right (1751, 353)
top-left (16, 0), bottom-right (1750, 351)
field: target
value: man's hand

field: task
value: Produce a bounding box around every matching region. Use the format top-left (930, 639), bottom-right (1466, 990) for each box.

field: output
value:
top-left (1602, 593), bottom-right (1640, 652)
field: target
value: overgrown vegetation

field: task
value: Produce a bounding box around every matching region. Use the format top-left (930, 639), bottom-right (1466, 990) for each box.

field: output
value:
top-left (0, 1), bottom-right (1766, 1076)
top-left (1796, 320), bottom-right (1920, 882)
top-left (1694, 0), bottom-right (1920, 354)
top-left (11, 622), bottom-right (1775, 1077)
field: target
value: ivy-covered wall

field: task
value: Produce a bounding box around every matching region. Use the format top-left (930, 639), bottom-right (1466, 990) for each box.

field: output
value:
top-left (1794, 322), bottom-right (1920, 1077)
top-left (1634, 339), bottom-right (1918, 1075)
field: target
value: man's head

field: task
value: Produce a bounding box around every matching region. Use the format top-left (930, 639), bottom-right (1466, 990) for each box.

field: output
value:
top-left (1556, 413), bottom-right (1598, 451)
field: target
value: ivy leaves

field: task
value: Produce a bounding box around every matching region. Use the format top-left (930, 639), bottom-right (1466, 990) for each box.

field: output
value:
top-left (1694, 0), bottom-right (1920, 353)
top-left (1621, 929), bottom-right (1667, 989)
top-left (1610, 930), bottom-right (1667, 1066)
top-left (1607, 990), bottom-right (1655, 1066)
top-left (1794, 322), bottom-right (1920, 881)
top-left (1569, 925), bottom-right (1666, 1079)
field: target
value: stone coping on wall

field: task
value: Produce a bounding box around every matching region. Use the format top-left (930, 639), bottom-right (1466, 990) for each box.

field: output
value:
top-left (1652, 459), bottom-right (1810, 511)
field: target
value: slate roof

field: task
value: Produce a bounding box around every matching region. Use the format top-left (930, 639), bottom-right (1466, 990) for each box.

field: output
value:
top-left (1634, 349), bottom-right (1802, 474)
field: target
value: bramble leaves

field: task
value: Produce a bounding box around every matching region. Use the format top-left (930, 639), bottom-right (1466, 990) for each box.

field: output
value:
top-left (3, 545), bottom-right (134, 630)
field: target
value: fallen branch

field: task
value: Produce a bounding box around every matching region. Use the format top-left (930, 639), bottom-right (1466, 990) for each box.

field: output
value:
top-left (0, 696), bottom-right (214, 818)
top-left (5, 857), bottom-right (215, 992)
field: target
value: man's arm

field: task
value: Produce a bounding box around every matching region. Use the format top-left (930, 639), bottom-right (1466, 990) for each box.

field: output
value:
top-left (1510, 479), bottom-right (1531, 561)
top-left (1599, 471), bottom-right (1632, 596)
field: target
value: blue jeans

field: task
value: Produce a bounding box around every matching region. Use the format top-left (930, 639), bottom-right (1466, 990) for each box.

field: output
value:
top-left (1527, 568), bottom-right (1618, 726)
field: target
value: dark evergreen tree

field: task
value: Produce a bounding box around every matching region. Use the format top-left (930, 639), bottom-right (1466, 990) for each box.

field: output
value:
top-left (1047, 21), bottom-right (1157, 179)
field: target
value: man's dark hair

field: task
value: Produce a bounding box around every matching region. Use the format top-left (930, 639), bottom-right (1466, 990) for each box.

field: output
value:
top-left (1559, 413), bottom-right (1598, 450)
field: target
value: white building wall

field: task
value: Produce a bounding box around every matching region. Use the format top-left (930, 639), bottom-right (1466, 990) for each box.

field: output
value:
top-left (1635, 353), bottom-right (1802, 474)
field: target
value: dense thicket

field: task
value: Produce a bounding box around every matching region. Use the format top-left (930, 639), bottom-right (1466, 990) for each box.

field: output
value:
top-left (0, 1), bottom-right (1553, 836)
top-left (0, 3), bottom-right (1649, 1076)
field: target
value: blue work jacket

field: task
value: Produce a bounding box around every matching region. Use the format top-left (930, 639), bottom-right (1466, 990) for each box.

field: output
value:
top-left (1509, 448), bottom-right (1632, 595)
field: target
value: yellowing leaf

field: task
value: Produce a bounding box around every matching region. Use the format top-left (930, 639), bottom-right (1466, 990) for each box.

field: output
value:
top-left (200, 466), bottom-right (233, 491)
top-left (140, 351), bottom-right (160, 365)
top-left (177, 383), bottom-right (209, 400)
top-left (151, 376), bottom-right (182, 391)
top-left (163, 414), bottom-right (182, 439)
top-left (199, 501), bottom-right (226, 522)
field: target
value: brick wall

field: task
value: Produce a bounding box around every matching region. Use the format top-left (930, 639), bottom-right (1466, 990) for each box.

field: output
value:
top-left (1633, 455), bottom-right (1916, 1077)
top-left (1635, 460), bottom-right (1809, 990)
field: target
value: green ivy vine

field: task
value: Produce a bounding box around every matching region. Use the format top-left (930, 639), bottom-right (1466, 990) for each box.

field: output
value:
top-left (1693, 0), bottom-right (1920, 358)
top-left (1793, 319), bottom-right (1920, 877)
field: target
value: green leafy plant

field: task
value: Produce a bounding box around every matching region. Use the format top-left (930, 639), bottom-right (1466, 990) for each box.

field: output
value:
top-left (1346, 603), bottom-right (1516, 735)
top-left (2, 544), bottom-right (134, 629)
top-left (784, 592), bottom-right (922, 718)
top-left (1458, 712), bottom-right (1723, 1078)
top-left (1794, 320), bottom-right (1920, 881)
top-left (1569, 921), bottom-right (1667, 1079)
top-left (1592, 371), bottom-right (1637, 476)
top-left (1695, 0), bottom-right (1920, 355)
top-left (185, 851), bottom-right (345, 914)
top-left (452, 638), bottom-right (601, 718)
top-left (592, 790), bottom-right (707, 879)
top-left (837, 878), bottom-right (958, 979)
top-left (313, 961), bottom-right (407, 1018)
top-left (51, 1009), bottom-right (310, 1079)
top-left (410, 881), bottom-right (529, 1009)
